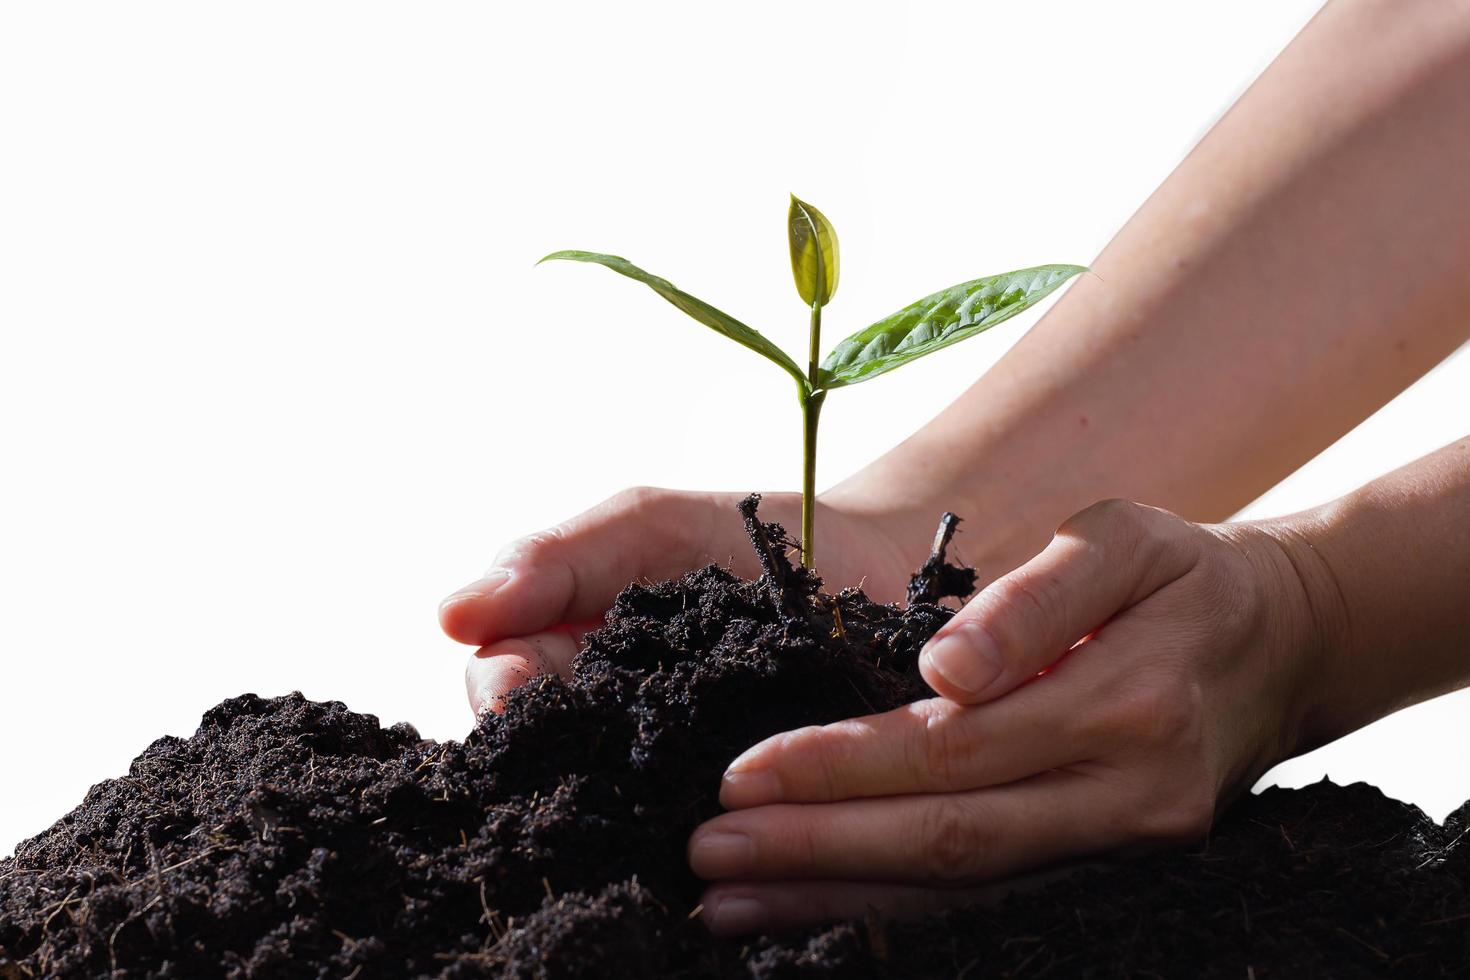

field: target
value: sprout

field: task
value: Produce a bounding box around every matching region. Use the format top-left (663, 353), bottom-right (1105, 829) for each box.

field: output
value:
top-left (540, 196), bottom-right (1083, 568)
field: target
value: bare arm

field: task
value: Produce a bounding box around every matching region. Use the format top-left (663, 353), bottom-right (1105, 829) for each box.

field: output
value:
top-left (1269, 437), bottom-right (1470, 755)
top-left (831, 0), bottom-right (1470, 579)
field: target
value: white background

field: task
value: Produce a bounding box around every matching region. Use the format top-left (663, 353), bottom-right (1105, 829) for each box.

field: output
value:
top-left (2, 1), bottom-right (1466, 857)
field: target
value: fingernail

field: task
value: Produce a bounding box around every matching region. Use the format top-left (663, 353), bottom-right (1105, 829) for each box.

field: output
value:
top-left (720, 769), bottom-right (781, 808)
top-left (706, 896), bottom-right (768, 935)
top-left (689, 831), bottom-right (753, 877)
top-left (439, 568), bottom-right (511, 611)
top-left (922, 623), bottom-right (1003, 696)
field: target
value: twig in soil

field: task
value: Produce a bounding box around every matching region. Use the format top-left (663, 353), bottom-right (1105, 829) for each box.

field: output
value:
top-left (930, 511), bottom-right (961, 559)
top-left (1334, 925), bottom-right (1389, 960)
top-left (1009, 942), bottom-right (1049, 977)
top-left (843, 676), bottom-right (878, 715)
top-left (630, 875), bottom-right (669, 915)
top-left (157, 845), bottom-right (228, 875)
top-left (737, 494), bottom-right (805, 618)
top-left (906, 512), bottom-right (978, 606)
top-left (412, 745), bottom-right (447, 774)
top-left (1415, 825), bottom-right (1468, 870)
top-left (145, 841), bottom-right (164, 900)
top-left (38, 888), bottom-right (79, 936)
top-left (477, 880), bottom-right (501, 935)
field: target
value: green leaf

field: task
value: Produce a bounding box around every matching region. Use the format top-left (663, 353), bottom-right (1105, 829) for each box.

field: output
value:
top-left (787, 195), bottom-right (840, 308)
top-left (819, 264), bottom-right (1086, 388)
top-left (539, 250), bottom-right (809, 390)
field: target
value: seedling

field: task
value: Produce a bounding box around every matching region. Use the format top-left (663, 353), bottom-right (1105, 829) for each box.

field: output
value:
top-left (541, 196), bottom-right (1083, 569)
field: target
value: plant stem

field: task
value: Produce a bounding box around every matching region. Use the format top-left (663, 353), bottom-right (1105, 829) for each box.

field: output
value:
top-left (801, 301), bottom-right (824, 568)
top-left (807, 302), bottom-right (822, 383)
top-left (800, 389), bottom-right (824, 569)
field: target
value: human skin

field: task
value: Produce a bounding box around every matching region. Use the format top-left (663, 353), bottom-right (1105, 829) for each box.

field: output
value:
top-left (440, 0), bottom-right (1470, 934)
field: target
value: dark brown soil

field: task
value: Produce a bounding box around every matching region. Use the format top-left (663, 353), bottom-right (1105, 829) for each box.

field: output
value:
top-left (2, 500), bottom-right (1467, 978)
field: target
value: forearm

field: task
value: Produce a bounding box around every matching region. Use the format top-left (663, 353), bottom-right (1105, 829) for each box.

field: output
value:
top-left (829, 0), bottom-right (1470, 578)
top-left (1264, 437), bottom-right (1470, 756)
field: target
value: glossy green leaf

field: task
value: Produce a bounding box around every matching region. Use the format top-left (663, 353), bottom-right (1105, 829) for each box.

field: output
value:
top-left (787, 195), bottom-right (840, 308)
top-left (819, 264), bottom-right (1086, 388)
top-left (539, 250), bottom-right (809, 390)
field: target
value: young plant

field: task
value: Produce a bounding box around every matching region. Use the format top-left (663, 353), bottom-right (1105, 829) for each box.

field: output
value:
top-left (540, 196), bottom-right (1083, 569)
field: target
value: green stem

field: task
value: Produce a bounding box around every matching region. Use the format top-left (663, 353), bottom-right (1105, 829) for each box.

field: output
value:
top-left (800, 389), bottom-right (824, 569)
top-left (807, 302), bottom-right (822, 383)
top-left (801, 301), bottom-right (824, 568)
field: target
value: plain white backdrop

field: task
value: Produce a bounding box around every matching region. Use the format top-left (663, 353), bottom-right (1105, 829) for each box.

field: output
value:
top-left (2, 1), bottom-right (1466, 857)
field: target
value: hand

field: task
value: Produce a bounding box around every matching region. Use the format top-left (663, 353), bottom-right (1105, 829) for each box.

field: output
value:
top-left (439, 487), bottom-right (920, 715)
top-left (688, 499), bottom-right (1323, 935)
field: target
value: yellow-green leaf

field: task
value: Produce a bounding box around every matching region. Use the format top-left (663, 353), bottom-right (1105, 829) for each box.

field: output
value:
top-left (787, 195), bottom-right (840, 308)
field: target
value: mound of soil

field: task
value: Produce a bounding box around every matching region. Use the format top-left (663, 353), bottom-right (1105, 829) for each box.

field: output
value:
top-left (2, 500), bottom-right (1467, 978)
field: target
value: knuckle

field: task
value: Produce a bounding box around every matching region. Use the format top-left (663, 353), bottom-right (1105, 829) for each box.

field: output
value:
top-left (498, 526), bottom-right (568, 568)
top-left (1095, 680), bottom-right (1215, 847)
top-left (1161, 682), bottom-right (1205, 747)
top-left (1057, 499), bottom-right (1147, 568)
top-left (987, 569), bottom-right (1066, 636)
top-left (503, 486), bottom-right (677, 569)
top-left (1135, 780), bottom-right (1217, 844)
top-left (607, 485), bottom-right (670, 515)
top-left (794, 724), bottom-right (857, 800)
top-left (777, 815), bottom-right (823, 872)
top-left (1061, 498), bottom-right (1141, 538)
top-left (1060, 499), bottom-right (1193, 572)
top-left (915, 708), bottom-right (963, 790)
top-left (918, 796), bottom-right (991, 883)
top-left (1091, 676), bottom-right (1204, 750)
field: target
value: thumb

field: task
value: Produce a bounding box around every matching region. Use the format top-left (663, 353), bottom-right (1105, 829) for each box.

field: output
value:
top-left (439, 488), bottom-right (781, 647)
top-left (920, 499), bottom-right (1197, 704)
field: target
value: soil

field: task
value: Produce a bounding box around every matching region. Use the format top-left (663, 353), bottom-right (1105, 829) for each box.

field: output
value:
top-left (2, 498), bottom-right (1467, 978)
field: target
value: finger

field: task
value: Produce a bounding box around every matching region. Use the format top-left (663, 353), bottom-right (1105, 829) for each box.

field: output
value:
top-left (720, 686), bottom-right (1095, 808)
top-left (440, 489), bottom-right (793, 647)
top-left (698, 862), bottom-right (1098, 935)
top-left (920, 499), bottom-right (1197, 705)
top-left (690, 769), bottom-right (1127, 884)
top-left (464, 627), bottom-right (583, 715)
top-left (696, 880), bottom-right (994, 936)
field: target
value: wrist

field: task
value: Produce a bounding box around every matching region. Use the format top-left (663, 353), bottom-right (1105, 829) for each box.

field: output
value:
top-left (1241, 510), bottom-right (1355, 759)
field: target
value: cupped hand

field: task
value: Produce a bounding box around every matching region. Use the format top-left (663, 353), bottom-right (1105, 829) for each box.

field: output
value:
top-left (440, 488), bottom-right (918, 715)
top-left (689, 499), bottom-right (1324, 935)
